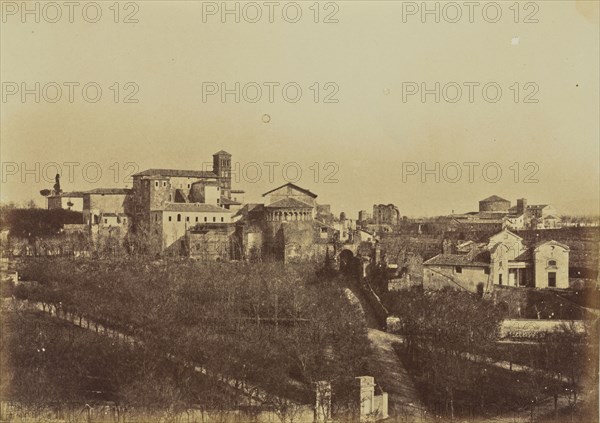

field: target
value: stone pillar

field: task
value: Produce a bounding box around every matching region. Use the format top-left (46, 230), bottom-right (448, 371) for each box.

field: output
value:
top-left (356, 376), bottom-right (375, 421)
top-left (314, 381), bottom-right (331, 423)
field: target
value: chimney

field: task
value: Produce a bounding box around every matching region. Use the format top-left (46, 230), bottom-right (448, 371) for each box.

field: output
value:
top-left (517, 198), bottom-right (527, 215)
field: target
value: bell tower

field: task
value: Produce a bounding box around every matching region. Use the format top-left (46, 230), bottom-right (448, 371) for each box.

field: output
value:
top-left (212, 150), bottom-right (232, 199)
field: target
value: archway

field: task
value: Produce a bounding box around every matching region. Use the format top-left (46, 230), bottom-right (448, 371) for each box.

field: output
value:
top-left (339, 249), bottom-right (355, 274)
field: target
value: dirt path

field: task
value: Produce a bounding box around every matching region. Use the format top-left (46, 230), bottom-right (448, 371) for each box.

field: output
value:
top-left (344, 286), bottom-right (430, 422)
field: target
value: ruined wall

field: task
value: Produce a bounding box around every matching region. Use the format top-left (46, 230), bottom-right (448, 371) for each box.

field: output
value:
top-left (423, 264), bottom-right (490, 293)
top-left (372, 204), bottom-right (400, 225)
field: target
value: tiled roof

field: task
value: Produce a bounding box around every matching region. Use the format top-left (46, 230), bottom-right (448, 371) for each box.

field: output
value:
top-left (133, 169), bottom-right (217, 178)
top-left (512, 249), bottom-right (533, 262)
top-left (220, 197), bottom-right (241, 205)
top-left (87, 188), bottom-right (131, 195)
top-left (535, 240), bottom-right (570, 251)
top-left (455, 212), bottom-right (507, 220)
top-left (265, 198), bottom-right (314, 209)
top-left (60, 191), bottom-right (86, 197)
top-left (527, 204), bottom-right (549, 210)
top-left (478, 211), bottom-right (510, 217)
top-left (314, 219), bottom-right (339, 231)
top-left (454, 218), bottom-right (504, 225)
top-left (262, 183), bottom-right (318, 198)
top-left (213, 150), bottom-right (232, 156)
top-left (424, 253), bottom-right (490, 267)
top-left (245, 203), bottom-right (264, 212)
top-left (492, 229), bottom-right (523, 240)
top-left (456, 241), bottom-right (477, 252)
top-left (163, 203), bottom-right (231, 213)
top-left (480, 195), bottom-right (509, 203)
top-left (192, 179), bottom-right (218, 186)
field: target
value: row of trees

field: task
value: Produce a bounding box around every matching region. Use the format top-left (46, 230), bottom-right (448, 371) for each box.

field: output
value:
top-left (8, 258), bottom-right (371, 420)
top-left (382, 287), bottom-right (599, 420)
top-left (1, 305), bottom-right (247, 422)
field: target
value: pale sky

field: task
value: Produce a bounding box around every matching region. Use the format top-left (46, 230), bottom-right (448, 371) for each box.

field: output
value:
top-left (1, 0), bottom-right (599, 217)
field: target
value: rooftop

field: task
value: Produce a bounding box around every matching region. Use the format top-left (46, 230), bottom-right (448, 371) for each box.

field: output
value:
top-left (163, 203), bottom-right (231, 213)
top-left (56, 191), bottom-right (86, 197)
top-left (512, 249), bottom-right (533, 262)
top-left (424, 253), bottom-right (490, 267)
top-left (265, 198), bottom-right (315, 209)
top-left (213, 150), bottom-right (232, 156)
top-left (452, 218), bottom-right (504, 225)
top-left (220, 197), bottom-right (241, 206)
top-left (87, 188), bottom-right (132, 195)
top-left (262, 182), bottom-right (318, 199)
top-left (133, 169), bottom-right (217, 178)
top-left (480, 195), bottom-right (510, 203)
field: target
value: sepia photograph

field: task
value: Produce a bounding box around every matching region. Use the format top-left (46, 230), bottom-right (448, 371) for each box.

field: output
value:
top-left (0, 1), bottom-right (599, 422)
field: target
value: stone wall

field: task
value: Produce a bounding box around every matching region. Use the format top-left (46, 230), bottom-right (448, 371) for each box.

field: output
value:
top-left (423, 264), bottom-right (490, 294)
top-left (372, 204), bottom-right (400, 226)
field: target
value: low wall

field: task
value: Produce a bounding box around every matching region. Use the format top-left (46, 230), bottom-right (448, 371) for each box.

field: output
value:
top-left (361, 282), bottom-right (389, 329)
top-left (500, 319), bottom-right (586, 339)
top-left (0, 401), bottom-right (314, 423)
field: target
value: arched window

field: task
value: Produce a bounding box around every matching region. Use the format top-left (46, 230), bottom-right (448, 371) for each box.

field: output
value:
top-left (548, 260), bottom-right (557, 267)
top-left (177, 214), bottom-right (181, 222)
